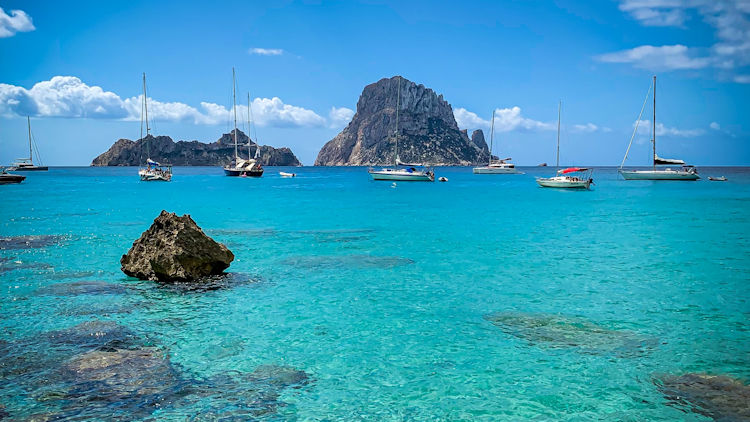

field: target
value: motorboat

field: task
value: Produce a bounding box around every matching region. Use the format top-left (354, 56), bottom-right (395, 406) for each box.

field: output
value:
top-left (0, 168), bottom-right (25, 184)
top-left (280, 172), bottom-right (296, 177)
top-left (708, 176), bottom-right (727, 181)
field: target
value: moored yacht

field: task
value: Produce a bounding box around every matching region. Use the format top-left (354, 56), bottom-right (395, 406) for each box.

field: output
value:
top-left (137, 73), bottom-right (172, 182)
top-left (368, 76), bottom-right (434, 182)
top-left (536, 101), bottom-right (593, 189)
top-left (224, 69), bottom-right (263, 178)
top-left (10, 117), bottom-right (48, 171)
top-left (619, 76), bottom-right (699, 181)
top-left (473, 110), bottom-right (519, 174)
top-left (0, 168), bottom-right (26, 184)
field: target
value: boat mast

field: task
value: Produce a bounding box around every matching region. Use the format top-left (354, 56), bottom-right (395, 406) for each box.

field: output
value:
top-left (394, 76), bottom-right (401, 165)
top-left (142, 73), bottom-right (150, 160)
top-left (652, 75), bottom-right (656, 170)
top-left (27, 116), bottom-right (32, 163)
top-left (489, 109), bottom-right (495, 166)
top-left (247, 92), bottom-right (252, 160)
top-left (233, 67), bottom-right (238, 162)
top-left (556, 100), bottom-right (561, 172)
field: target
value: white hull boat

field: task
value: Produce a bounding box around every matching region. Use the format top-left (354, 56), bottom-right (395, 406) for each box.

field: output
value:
top-left (139, 168), bottom-right (171, 182)
top-left (619, 76), bottom-right (699, 181)
top-left (536, 175), bottom-right (591, 189)
top-left (473, 164), bottom-right (518, 174)
top-left (279, 172), bottom-right (296, 177)
top-left (369, 168), bottom-right (434, 181)
top-left (619, 169), bottom-right (699, 180)
top-left (137, 74), bottom-right (172, 182)
top-left (11, 117), bottom-right (48, 171)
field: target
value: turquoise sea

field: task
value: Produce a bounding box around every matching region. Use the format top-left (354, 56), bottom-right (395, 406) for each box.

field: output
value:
top-left (1, 166), bottom-right (749, 421)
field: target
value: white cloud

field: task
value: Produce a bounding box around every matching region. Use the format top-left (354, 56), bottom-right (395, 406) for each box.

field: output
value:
top-left (635, 119), bottom-right (705, 137)
top-left (0, 76), bottom-right (327, 128)
top-left (328, 107), bottom-right (354, 128)
top-left (734, 74), bottom-right (750, 83)
top-left (454, 106), bottom-right (555, 132)
top-left (602, 1), bottom-right (750, 81)
top-left (572, 123), bottom-right (600, 133)
top-left (596, 45), bottom-right (711, 71)
top-left (249, 48), bottom-right (284, 56)
top-left (0, 7), bottom-right (35, 38)
top-left (710, 121), bottom-right (721, 130)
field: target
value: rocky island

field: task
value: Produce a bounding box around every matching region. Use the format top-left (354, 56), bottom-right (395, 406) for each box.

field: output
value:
top-left (315, 76), bottom-right (489, 166)
top-left (92, 129), bottom-right (301, 166)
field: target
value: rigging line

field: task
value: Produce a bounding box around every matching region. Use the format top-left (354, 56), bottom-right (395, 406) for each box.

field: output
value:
top-left (30, 126), bottom-right (43, 166)
top-left (619, 82), bottom-right (652, 170)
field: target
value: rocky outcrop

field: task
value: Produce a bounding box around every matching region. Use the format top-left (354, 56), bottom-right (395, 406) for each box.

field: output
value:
top-left (314, 76), bottom-right (489, 166)
top-left (121, 211), bottom-right (234, 282)
top-left (91, 129), bottom-right (301, 166)
top-left (657, 373), bottom-right (750, 420)
top-left (471, 129), bottom-right (488, 152)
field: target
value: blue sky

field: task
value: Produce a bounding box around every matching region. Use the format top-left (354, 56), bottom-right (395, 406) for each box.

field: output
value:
top-left (1, 0), bottom-right (748, 166)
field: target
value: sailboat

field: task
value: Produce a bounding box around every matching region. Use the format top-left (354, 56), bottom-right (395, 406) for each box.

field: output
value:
top-left (224, 69), bottom-right (263, 177)
top-left (11, 117), bottom-right (48, 171)
top-left (137, 73), bottom-right (172, 182)
top-left (368, 77), bottom-right (434, 182)
top-left (536, 101), bottom-right (593, 189)
top-left (619, 76), bottom-right (699, 181)
top-left (473, 110), bottom-right (518, 174)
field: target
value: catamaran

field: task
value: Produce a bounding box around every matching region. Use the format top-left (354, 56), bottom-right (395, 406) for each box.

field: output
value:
top-left (536, 101), bottom-right (593, 189)
top-left (224, 69), bottom-right (263, 177)
top-left (473, 109), bottom-right (518, 174)
top-left (368, 76), bottom-right (434, 182)
top-left (137, 73), bottom-right (172, 182)
top-left (619, 76), bottom-right (699, 181)
top-left (11, 117), bottom-right (48, 171)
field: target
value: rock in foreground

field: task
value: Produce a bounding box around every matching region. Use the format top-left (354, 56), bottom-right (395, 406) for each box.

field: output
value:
top-left (121, 211), bottom-right (234, 282)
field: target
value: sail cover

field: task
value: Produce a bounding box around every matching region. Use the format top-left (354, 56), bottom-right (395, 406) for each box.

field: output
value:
top-left (396, 158), bottom-right (424, 167)
top-left (654, 154), bottom-right (685, 165)
top-left (147, 158), bottom-right (160, 166)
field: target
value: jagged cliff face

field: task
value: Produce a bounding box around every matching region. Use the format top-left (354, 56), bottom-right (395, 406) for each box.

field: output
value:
top-left (315, 76), bottom-right (489, 166)
top-left (91, 129), bottom-right (300, 166)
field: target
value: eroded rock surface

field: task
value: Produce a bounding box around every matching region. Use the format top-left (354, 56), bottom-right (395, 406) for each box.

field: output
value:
top-left (121, 211), bottom-right (234, 282)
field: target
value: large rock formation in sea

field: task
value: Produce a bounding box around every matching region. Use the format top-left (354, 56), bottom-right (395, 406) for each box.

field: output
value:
top-left (315, 76), bottom-right (489, 166)
top-left (121, 211), bottom-right (234, 282)
top-left (91, 129), bottom-right (300, 166)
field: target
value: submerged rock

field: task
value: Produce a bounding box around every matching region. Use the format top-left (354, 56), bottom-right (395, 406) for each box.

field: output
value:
top-left (0, 235), bottom-right (65, 250)
top-left (0, 260), bottom-right (52, 274)
top-left (484, 312), bottom-right (655, 356)
top-left (36, 281), bottom-right (128, 296)
top-left (46, 320), bottom-right (141, 350)
top-left (248, 364), bottom-right (310, 389)
top-left (281, 254), bottom-right (414, 269)
top-left (657, 373), bottom-right (750, 421)
top-left (120, 210), bottom-right (234, 282)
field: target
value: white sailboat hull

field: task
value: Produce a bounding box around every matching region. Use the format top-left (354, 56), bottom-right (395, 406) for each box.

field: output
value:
top-left (472, 166), bottom-right (519, 174)
top-left (619, 169), bottom-right (699, 180)
top-left (369, 169), bottom-right (434, 182)
top-left (139, 168), bottom-right (171, 182)
top-left (536, 176), bottom-right (591, 189)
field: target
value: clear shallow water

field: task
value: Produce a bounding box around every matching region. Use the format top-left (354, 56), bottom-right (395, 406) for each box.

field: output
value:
top-left (1, 166), bottom-right (749, 420)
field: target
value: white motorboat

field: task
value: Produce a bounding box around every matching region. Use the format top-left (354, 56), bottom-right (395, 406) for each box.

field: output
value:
top-left (137, 73), bottom-right (172, 182)
top-left (618, 76), bottom-right (699, 181)
top-left (708, 176), bottom-right (727, 181)
top-left (224, 70), bottom-right (264, 178)
top-left (10, 117), bottom-right (48, 171)
top-left (473, 109), bottom-right (519, 174)
top-left (536, 101), bottom-right (593, 189)
top-left (368, 76), bottom-right (434, 182)
top-left (279, 172), bottom-right (296, 177)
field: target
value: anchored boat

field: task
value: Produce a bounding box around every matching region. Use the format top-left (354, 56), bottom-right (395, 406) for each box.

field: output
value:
top-left (619, 76), bottom-right (699, 181)
top-left (536, 101), bottom-right (593, 189)
top-left (473, 110), bottom-right (519, 174)
top-left (0, 168), bottom-right (25, 184)
top-left (137, 73), bottom-right (172, 182)
top-left (11, 117), bottom-right (48, 171)
top-left (224, 69), bottom-right (263, 178)
top-left (368, 76), bottom-right (434, 182)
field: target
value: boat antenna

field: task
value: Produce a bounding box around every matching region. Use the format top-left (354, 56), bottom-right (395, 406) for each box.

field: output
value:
top-left (489, 109), bottom-right (495, 166)
top-left (619, 81), bottom-right (652, 170)
top-left (233, 67), bottom-right (238, 162)
top-left (556, 100), bottom-right (561, 172)
top-left (395, 76), bottom-right (400, 166)
top-left (142, 73), bottom-right (150, 159)
top-left (652, 75), bottom-right (656, 170)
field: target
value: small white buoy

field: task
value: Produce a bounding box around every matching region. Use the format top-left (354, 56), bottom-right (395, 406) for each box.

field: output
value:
top-left (438, 177), bottom-right (448, 182)
top-left (391, 182), bottom-right (397, 188)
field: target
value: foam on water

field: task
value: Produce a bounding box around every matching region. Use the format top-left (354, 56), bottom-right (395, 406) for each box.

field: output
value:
top-left (1, 166), bottom-right (749, 420)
